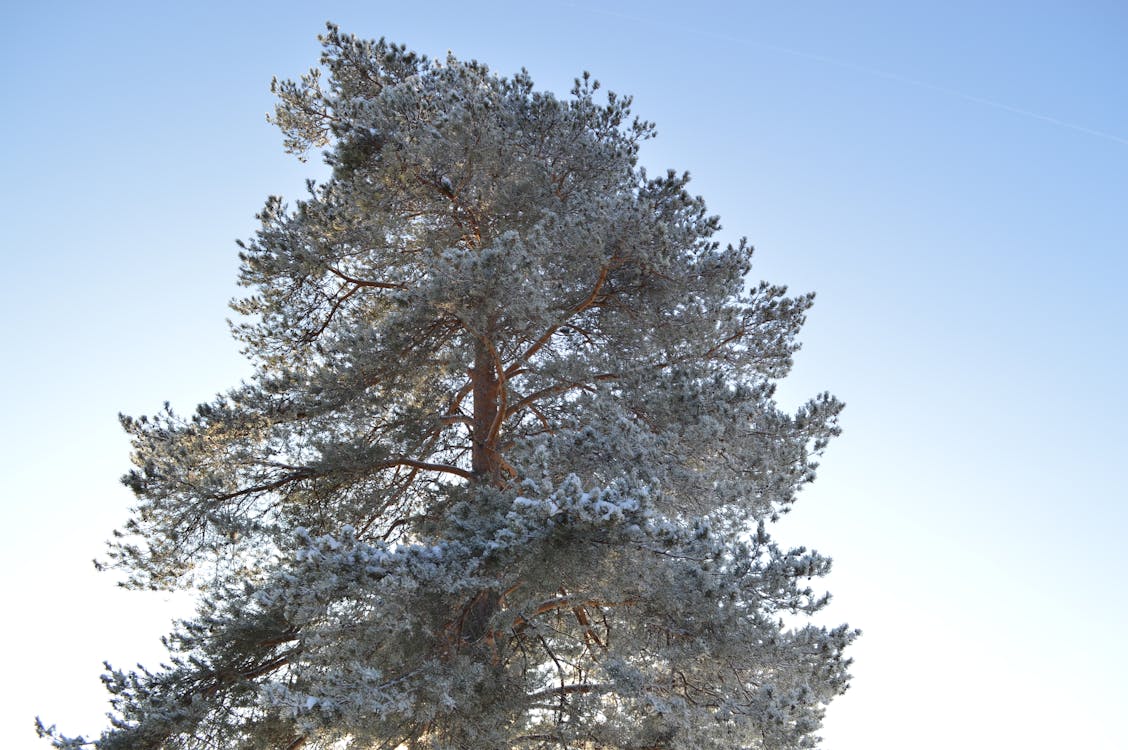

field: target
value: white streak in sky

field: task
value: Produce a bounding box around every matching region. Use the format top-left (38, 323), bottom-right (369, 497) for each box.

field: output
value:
top-left (567, 3), bottom-right (1128, 148)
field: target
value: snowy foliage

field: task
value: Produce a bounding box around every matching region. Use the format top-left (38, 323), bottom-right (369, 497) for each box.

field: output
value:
top-left (41, 24), bottom-right (856, 750)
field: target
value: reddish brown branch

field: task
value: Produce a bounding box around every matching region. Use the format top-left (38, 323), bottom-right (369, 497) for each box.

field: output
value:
top-left (384, 458), bottom-right (472, 481)
top-left (505, 265), bottom-right (611, 379)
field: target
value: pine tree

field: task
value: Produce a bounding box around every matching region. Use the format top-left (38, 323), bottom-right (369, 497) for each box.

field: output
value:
top-left (41, 25), bottom-right (856, 750)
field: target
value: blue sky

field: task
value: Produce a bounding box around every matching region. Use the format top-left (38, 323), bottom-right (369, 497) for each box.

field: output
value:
top-left (2, 2), bottom-right (1125, 747)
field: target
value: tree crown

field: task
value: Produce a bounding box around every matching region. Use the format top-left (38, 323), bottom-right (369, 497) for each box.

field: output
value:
top-left (42, 25), bottom-right (855, 750)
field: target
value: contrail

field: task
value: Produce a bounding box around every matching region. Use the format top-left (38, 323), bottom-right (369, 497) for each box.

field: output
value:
top-left (566, 3), bottom-right (1128, 148)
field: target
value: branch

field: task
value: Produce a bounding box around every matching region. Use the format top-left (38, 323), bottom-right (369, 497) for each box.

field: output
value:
top-left (196, 648), bottom-right (298, 699)
top-left (211, 470), bottom-right (316, 501)
top-left (526, 683), bottom-right (608, 701)
top-left (325, 265), bottom-right (406, 290)
top-left (701, 319), bottom-right (751, 360)
top-left (504, 264), bottom-right (611, 379)
top-left (572, 605), bottom-right (605, 651)
top-left (511, 594), bottom-right (637, 633)
top-left (357, 465), bottom-right (419, 539)
top-left (379, 458), bottom-right (472, 481)
top-left (505, 373), bottom-right (619, 419)
top-left (487, 339), bottom-right (508, 447)
top-left (213, 455), bottom-right (469, 504)
top-left (443, 379), bottom-right (476, 432)
top-left (302, 281), bottom-right (361, 342)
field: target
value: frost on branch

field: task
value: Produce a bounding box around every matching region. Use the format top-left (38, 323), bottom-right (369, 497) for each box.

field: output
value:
top-left (43, 23), bottom-right (857, 750)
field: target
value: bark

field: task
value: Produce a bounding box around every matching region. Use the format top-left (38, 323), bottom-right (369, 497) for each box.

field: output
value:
top-left (471, 336), bottom-right (504, 486)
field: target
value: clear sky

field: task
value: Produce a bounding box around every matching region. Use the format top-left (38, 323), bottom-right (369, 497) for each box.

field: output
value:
top-left (2, 1), bottom-right (1125, 747)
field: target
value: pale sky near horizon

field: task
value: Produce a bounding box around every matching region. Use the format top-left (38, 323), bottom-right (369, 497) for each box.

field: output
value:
top-left (2, 2), bottom-right (1125, 748)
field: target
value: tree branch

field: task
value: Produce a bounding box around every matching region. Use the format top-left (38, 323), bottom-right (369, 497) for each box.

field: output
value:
top-left (302, 281), bottom-right (361, 342)
top-left (505, 373), bottom-right (619, 419)
top-left (504, 264), bottom-right (611, 379)
top-left (526, 683), bottom-right (608, 701)
top-left (325, 264), bottom-right (406, 290)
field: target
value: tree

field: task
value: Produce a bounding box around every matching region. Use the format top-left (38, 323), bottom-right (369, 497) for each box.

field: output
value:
top-left (40, 25), bottom-right (856, 750)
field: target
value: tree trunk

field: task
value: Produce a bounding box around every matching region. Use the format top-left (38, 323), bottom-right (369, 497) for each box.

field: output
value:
top-left (471, 336), bottom-right (503, 486)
